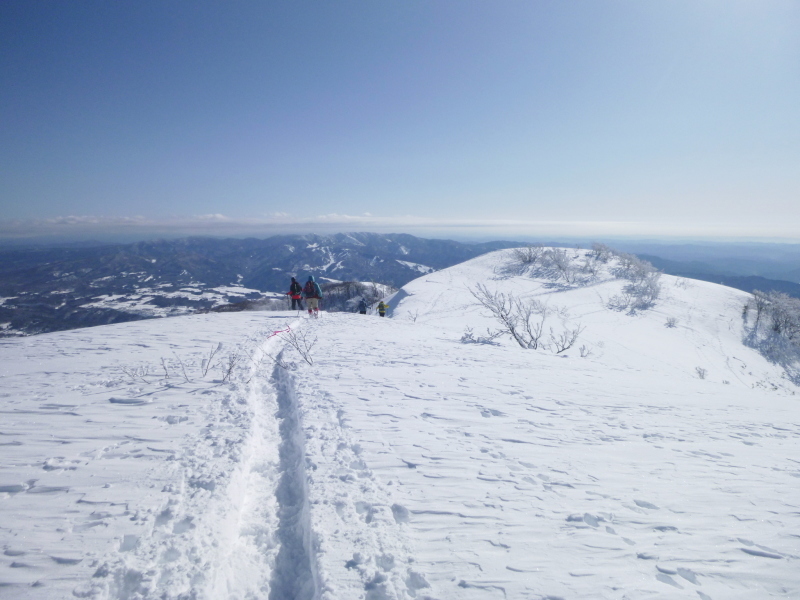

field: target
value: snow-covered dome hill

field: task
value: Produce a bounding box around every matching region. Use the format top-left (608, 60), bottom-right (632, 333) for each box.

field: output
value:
top-left (389, 246), bottom-right (796, 393)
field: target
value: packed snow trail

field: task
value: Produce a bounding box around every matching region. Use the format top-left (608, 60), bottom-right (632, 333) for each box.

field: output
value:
top-left (269, 356), bottom-right (319, 600)
top-left (0, 314), bottom-right (301, 599)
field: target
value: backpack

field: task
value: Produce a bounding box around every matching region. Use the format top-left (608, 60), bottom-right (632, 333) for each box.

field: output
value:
top-left (304, 281), bottom-right (322, 298)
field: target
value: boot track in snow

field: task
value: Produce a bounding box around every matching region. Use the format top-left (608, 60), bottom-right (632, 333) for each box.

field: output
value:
top-left (269, 354), bottom-right (320, 600)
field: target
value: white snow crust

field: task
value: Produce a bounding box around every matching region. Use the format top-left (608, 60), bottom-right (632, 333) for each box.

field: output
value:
top-left (395, 260), bottom-right (435, 274)
top-left (1, 249), bottom-right (798, 599)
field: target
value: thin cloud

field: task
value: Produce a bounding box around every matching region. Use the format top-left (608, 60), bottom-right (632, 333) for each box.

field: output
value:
top-left (0, 214), bottom-right (798, 243)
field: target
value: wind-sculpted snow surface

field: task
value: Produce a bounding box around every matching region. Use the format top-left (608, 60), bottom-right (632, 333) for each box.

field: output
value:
top-left (0, 314), bottom-right (299, 599)
top-left (1, 248), bottom-right (799, 599)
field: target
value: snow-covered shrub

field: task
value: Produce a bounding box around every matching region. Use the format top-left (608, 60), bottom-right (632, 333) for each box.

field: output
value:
top-left (695, 367), bottom-right (707, 380)
top-left (540, 248), bottom-right (578, 284)
top-left (501, 243), bottom-right (661, 308)
top-left (665, 317), bottom-right (678, 328)
top-left (469, 284), bottom-right (583, 352)
top-left (460, 326), bottom-right (503, 345)
top-left (590, 242), bottom-right (613, 263)
top-left (510, 245), bottom-right (544, 269)
top-left (605, 251), bottom-right (662, 314)
top-left (550, 324), bottom-right (585, 354)
top-left (500, 244), bottom-right (545, 276)
top-left (743, 290), bottom-right (800, 384)
top-left (580, 256), bottom-right (602, 279)
top-left (626, 272), bottom-right (662, 310)
top-left (611, 252), bottom-right (660, 284)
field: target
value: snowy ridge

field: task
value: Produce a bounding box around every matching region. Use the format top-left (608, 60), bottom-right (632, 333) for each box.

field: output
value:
top-left (1, 248), bottom-right (799, 599)
top-left (395, 260), bottom-right (434, 275)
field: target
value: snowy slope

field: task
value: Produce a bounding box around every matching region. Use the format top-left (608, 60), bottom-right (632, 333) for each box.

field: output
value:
top-left (1, 249), bottom-right (799, 600)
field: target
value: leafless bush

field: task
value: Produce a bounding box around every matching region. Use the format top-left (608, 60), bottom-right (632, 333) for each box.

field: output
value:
top-left (201, 343), bottom-right (223, 378)
top-left (579, 344), bottom-right (592, 358)
top-left (743, 290), bottom-right (800, 385)
top-left (665, 317), bottom-right (678, 328)
top-left (550, 324), bottom-right (585, 354)
top-left (695, 367), bottom-right (707, 380)
top-left (282, 328), bottom-right (317, 366)
top-left (517, 298), bottom-right (549, 349)
top-left (590, 243), bottom-right (613, 263)
top-left (541, 248), bottom-right (578, 283)
top-left (172, 352), bottom-right (191, 383)
top-left (470, 284), bottom-right (546, 349)
top-left (160, 357), bottom-right (171, 379)
top-left (219, 351), bottom-right (242, 383)
top-left (470, 284), bottom-right (523, 347)
top-left (470, 284), bottom-right (583, 352)
top-left (460, 326), bottom-right (503, 345)
top-left (748, 291), bottom-right (770, 329)
top-left (580, 256), bottom-right (601, 279)
top-left (511, 245), bottom-right (544, 266)
top-left (607, 263), bottom-right (662, 313)
top-left (607, 293), bottom-right (634, 312)
top-left (121, 365), bottom-right (150, 384)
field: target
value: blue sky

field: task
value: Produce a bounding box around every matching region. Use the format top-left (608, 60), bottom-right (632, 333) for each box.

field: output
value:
top-left (1, 1), bottom-right (798, 241)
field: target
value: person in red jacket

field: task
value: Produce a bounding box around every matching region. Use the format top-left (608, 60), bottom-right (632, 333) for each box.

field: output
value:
top-left (287, 277), bottom-right (304, 311)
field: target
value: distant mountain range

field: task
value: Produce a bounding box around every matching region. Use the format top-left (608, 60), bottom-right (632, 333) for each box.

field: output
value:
top-left (0, 233), bottom-right (520, 336)
top-left (2, 233), bottom-right (799, 337)
top-left (638, 254), bottom-right (800, 299)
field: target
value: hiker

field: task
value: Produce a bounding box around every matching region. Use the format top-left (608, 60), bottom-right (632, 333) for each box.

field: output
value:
top-left (377, 301), bottom-right (388, 317)
top-left (287, 277), bottom-right (304, 311)
top-left (357, 298), bottom-right (368, 315)
top-left (303, 275), bottom-right (322, 318)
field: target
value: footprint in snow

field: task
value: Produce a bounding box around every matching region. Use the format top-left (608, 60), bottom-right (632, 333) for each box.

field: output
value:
top-left (109, 397), bottom-right (151, 406)
top-left (480, 408), bottom-right (505, 418)
top-left (391, 504), bottom-right (410, 524)
top-left (355, 501), bottom-right (377, 523)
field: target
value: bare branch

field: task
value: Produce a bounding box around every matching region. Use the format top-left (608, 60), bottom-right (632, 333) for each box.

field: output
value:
top-left (282, 328), bottom-right (317, 366)
top-left (549, 324), bottom-right (585, 354)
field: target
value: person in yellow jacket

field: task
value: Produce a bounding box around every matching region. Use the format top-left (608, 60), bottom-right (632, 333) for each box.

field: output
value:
top-left (377, 301), bottom-right (388, 317)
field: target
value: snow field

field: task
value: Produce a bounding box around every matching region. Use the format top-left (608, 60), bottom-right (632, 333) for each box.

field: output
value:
top-left (0, 314), bottom-right (298, 599)
top-left (299, 311), bottom-right (799, 599)
top-left (1, 247), bottom-right (799, 600)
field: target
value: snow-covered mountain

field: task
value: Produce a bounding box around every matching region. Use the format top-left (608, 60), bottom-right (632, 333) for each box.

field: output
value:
top-left (1, 248), bottom-right (798, 600)
top-left (0, 233), bottom-right (519, 337)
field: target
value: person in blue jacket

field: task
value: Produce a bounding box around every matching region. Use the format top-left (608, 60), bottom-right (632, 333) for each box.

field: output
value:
top-left (303, 275), bottom-right (323, 318)
top-left (357, 298), bottom-right (368, 315)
